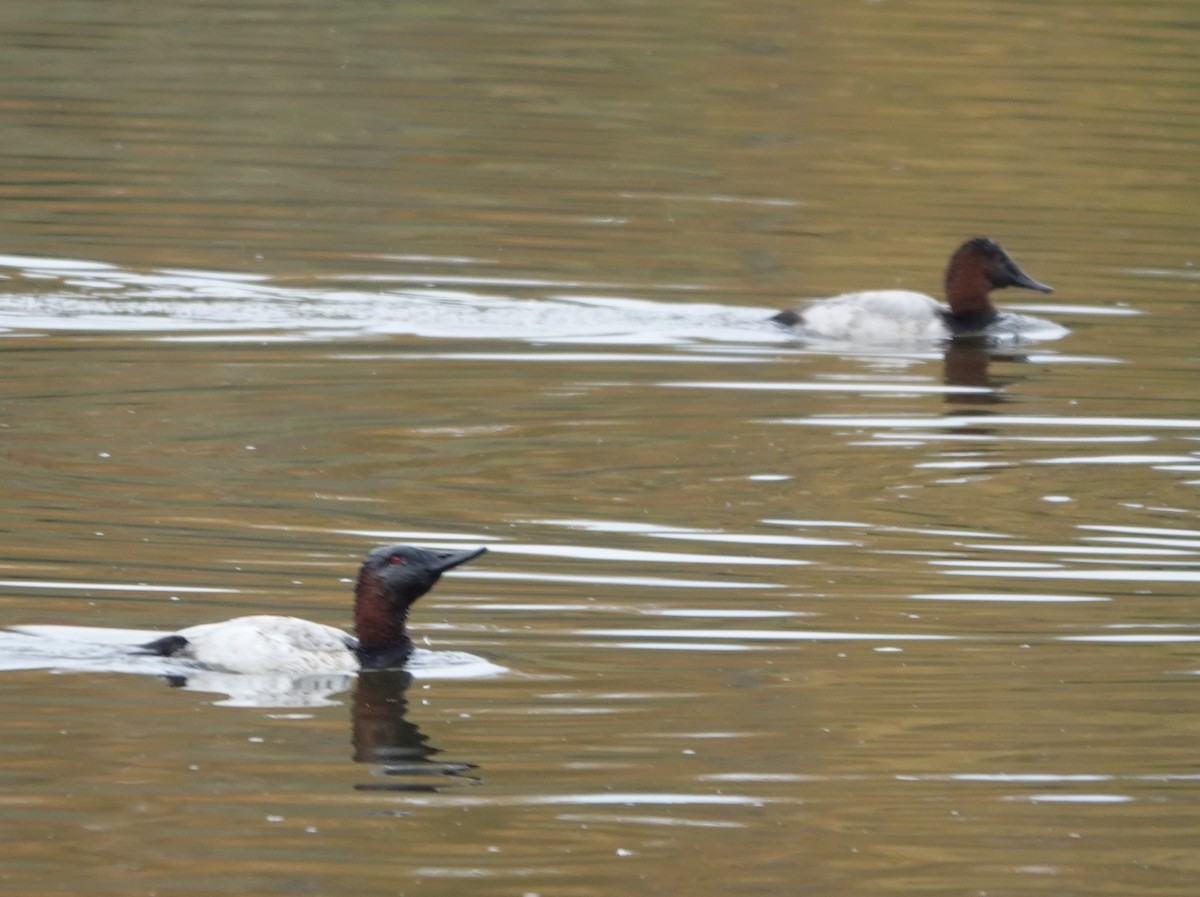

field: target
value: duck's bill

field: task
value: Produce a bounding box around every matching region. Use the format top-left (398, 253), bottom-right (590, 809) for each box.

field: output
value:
top-left (430, 546), bottom-right (488, 573)
top-left (1010, 269), bottom-right (1054, 293)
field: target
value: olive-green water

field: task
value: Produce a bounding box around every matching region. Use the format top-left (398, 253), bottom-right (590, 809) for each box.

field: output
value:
top-left (2, 1), bottom-right (1199, 895)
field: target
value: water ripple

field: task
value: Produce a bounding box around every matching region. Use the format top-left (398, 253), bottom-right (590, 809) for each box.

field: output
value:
top-left (0, 253), bottom-right (783, 346)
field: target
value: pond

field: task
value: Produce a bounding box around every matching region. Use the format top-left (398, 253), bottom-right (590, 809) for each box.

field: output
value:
top-left (2, 1), bottom-right (1199, 895)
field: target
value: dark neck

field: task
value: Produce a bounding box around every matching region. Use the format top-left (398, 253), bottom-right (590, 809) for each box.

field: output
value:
top-left (353, 570), bottom-right (413, 669)
top-left (940, 306), bottom-right (999, 334)
top-left (355, 640), bottom-right (415, 670)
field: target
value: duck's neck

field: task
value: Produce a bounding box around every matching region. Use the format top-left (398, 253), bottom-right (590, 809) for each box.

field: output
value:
top-left (940, 306), bottom-right (999, 334)
top-left (353, 571), bottom-right (413, 669)
top-left (943, 249), bottom-right (997, 319)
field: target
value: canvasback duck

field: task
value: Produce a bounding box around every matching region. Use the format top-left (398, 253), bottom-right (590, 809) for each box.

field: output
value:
top-left (139, 544), bottom-right (487, 675)
top-left (771, 237), bottom-right (1062, 343)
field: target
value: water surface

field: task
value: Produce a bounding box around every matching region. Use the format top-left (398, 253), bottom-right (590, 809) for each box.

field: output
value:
top-left (2, 1), bottom-right (1200, 895)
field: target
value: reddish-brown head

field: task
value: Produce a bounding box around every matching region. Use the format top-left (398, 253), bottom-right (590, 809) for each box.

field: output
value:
top-left (943, 237), bottom-right (1053, 318)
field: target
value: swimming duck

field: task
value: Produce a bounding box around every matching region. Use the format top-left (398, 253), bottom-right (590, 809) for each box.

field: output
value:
top-left (771, 237), bottom-right (1060, 343)
top-left (139, 544), bottom-right (487, 676)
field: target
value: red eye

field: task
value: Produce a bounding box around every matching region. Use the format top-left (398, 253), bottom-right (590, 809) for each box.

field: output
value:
top-left (389, 554), bottom-right (405, 565)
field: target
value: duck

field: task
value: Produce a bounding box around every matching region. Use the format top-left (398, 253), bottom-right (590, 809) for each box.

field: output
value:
top-left (137, 544), bottom-right (487, 676)
top-left (771, 237), bottom-right (1061, 343)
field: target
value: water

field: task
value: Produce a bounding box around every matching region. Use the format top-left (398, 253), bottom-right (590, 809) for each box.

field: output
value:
top-left (2, 0), bottom-right (1200, 894)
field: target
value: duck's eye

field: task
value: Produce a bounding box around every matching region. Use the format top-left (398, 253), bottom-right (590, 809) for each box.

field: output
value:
top-left (389, 554), bottom-right (405, 565)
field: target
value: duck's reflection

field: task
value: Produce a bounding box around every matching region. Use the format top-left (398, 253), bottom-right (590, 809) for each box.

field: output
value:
top-left (158, 667), bottom-right (479, 791)
top-left (351, 669), bottom-right (479, 792)
top-left (162, 669), bottom-right (355, 706)
top-left (942, 337), bottom-right (1032, 409)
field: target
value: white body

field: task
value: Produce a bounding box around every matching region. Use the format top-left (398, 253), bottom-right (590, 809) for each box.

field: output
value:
top-left (794, 290), bottom-right (950, 342)
top-left (791, 290), bottom-right (1068, 345)
top-left (172, 615), bottom-right (358, 675)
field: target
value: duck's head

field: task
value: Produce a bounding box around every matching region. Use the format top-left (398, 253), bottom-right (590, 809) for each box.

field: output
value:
top-left (353, 544), bottom-right (487, 668)
top-left (943, 237), bottom-right (1053, 317)
top-left (357, 543), bottom-right (488, 609)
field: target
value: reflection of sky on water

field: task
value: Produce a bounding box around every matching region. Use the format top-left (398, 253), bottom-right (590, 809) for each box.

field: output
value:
top-left (0, 252), bottom-right (779, 344)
